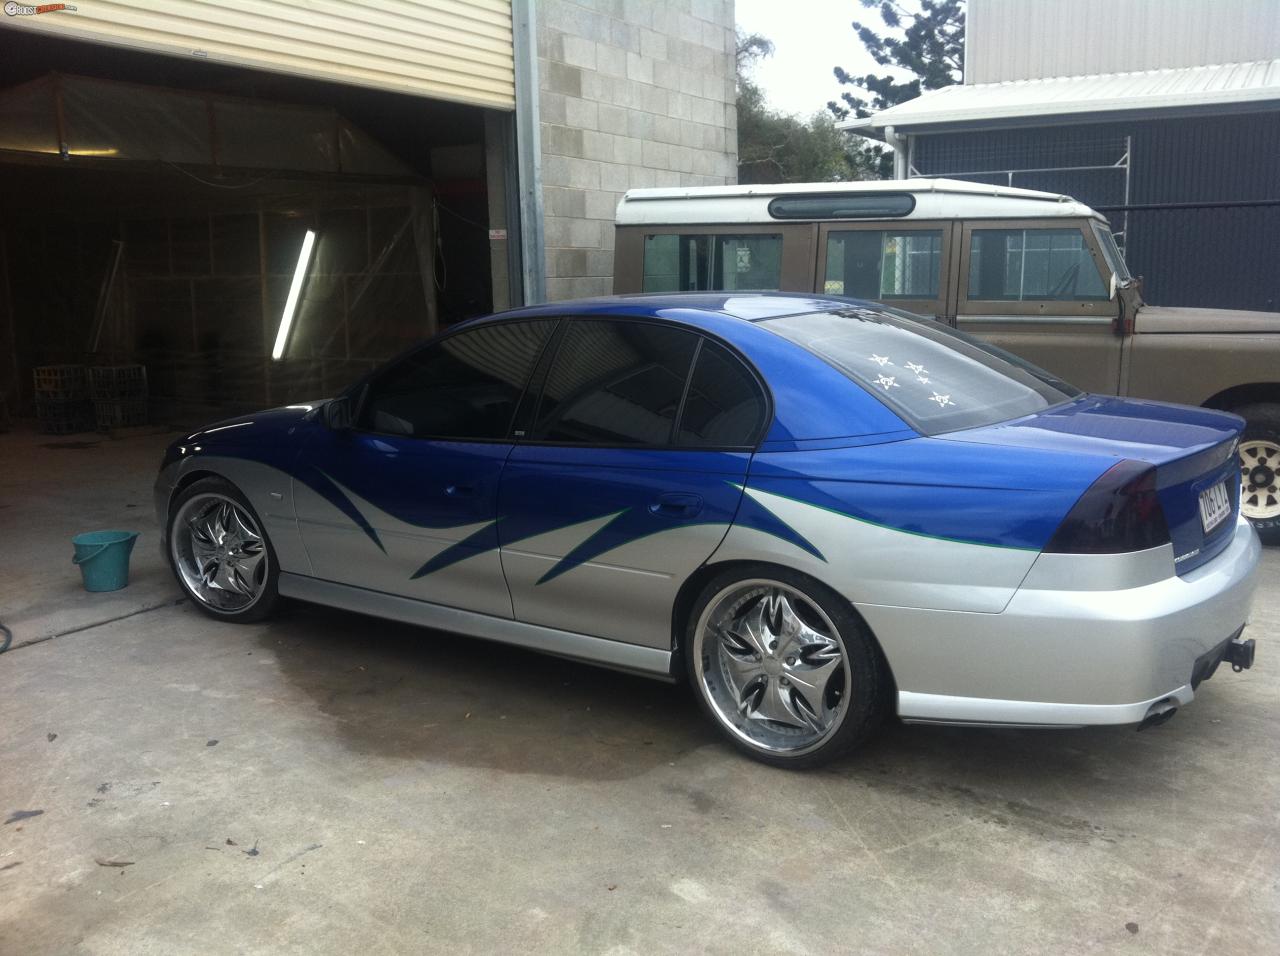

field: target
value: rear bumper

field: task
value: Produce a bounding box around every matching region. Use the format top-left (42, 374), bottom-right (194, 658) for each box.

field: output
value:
top-left (861, 515), bottom-right (1262, 726)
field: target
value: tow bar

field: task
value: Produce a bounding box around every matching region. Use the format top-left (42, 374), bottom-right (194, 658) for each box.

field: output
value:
top-left (1225, 637), bottom-right (1256, 673)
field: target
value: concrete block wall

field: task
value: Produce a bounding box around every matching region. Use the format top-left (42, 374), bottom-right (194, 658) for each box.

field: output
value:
top-left (536, 0), bottom-right (737, 300)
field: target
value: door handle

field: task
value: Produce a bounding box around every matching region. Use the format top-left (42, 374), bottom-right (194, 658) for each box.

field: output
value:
top-left (649, 493), bottom-right (703, 520)
top-left (446, 482), bottom-right (480, 498)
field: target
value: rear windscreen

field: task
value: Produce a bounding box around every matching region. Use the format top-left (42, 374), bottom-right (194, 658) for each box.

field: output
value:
top-left (761, 307), bottom-right (1082, 435)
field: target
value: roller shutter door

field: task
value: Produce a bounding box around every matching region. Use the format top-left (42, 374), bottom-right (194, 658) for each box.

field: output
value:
top-left (0, 0), bottom-right (515, 109)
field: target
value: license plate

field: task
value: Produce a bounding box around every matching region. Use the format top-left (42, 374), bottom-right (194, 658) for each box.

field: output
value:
top-left (1199, 480), bottom-right (1231, 534)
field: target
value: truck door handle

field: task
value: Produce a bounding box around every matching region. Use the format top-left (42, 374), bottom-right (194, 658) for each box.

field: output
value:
top-left (649, 493), bottom-right (703, 520)
top-left (446, 482), bottom-right (479, 498)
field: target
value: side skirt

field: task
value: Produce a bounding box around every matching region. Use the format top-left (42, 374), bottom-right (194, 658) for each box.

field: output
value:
top-left (278, 572), bottom-right (675, 681)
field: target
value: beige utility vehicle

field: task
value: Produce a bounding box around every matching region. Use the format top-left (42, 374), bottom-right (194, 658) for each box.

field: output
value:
top-left (613, 179), bottom-right (1280, 542)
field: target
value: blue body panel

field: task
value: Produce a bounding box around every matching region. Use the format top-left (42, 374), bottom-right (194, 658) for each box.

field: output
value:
top-left (747, 437), bottom-right (1103, 551)
top-left (941, 395), bottom-right (1244, 571)
top-left (161, 294), bottom-right (1245, 592)
top-left (497, 446), bottom-right (749, 643)
top-left (297, 429), bottom-right (512, 576)
top-left (498, 445), bottom-right (748, 571)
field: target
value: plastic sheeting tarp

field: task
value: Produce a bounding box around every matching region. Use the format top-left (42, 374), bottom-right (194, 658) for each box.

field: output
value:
top-left (0, 73), bottom-right (414, 177)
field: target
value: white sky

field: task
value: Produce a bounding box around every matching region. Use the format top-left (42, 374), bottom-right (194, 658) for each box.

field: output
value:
top-left (735, 0), bottom-right (892, 118)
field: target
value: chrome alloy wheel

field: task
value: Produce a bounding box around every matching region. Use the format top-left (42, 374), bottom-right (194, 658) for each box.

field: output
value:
top-left (171, 493), bottom-right (269, 612)
top-left (1240, 439), bottom-right (1280, 521)
top-left (694, 580), bottom-right (852, 756)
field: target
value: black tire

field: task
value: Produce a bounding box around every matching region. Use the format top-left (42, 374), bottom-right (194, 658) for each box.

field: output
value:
top-left (167, 476), bottom-right (280, 623)
top-left (1233, 403), bottom-right (1280, 546)
top-left (684, 563), bottom-right (888, 769)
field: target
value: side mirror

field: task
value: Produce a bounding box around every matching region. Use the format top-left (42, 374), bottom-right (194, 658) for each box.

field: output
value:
top-left (1109, 272), bottom-right (1119, 302)
top-left (324, 395), bottom-right (352, 431)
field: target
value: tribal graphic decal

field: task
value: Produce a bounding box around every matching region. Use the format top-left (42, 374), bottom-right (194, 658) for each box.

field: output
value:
top-left (297, 469), bottom-right (824, 585)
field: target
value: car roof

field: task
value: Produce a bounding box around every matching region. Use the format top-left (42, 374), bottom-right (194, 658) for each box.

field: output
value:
top-left (615, 177), bottom-right (1106, 225)
top-left (467, 293), bottom-right (913, 446)
top-left (481, 292), bottom-right (857, 326)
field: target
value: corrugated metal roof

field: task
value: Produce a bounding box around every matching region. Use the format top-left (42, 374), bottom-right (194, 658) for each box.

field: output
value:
top-left (842, 59), bottom-right (1280, 137)
top-left (966, 0), bottom-right (1280, 86)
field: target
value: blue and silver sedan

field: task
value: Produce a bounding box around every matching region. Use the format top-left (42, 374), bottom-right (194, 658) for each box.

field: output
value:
top-left (154, 294), bottom-right (1261, 767)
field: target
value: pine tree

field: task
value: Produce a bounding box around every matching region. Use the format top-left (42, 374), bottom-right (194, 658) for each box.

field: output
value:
top-left (828, 0), bottom-right (965, 122)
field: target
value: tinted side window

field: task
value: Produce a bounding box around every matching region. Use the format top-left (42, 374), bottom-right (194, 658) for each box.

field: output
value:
top-left (359, 320), bottom-right (554, 440)
top-left (968, 228), bottom-right (1107, 301)
top-left (677, 341), bottom-right (766, 448)
top-left (824, 229), bottom-right (943, 300)
top-left (531, 320), bottom-right (698, 445)
top-left (643, 234), bottom-right (783, 292)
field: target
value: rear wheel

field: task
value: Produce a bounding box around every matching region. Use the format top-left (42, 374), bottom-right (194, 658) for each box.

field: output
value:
top-left (685, 565), bottom-right (886, 769)
top-left (1233, 404), bottom-right (1280, 545)
top-left (168, 477), bottom-right (279, 622)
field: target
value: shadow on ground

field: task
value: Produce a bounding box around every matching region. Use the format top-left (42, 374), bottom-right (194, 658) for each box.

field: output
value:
top-left (258, 598), bottom-right (1229, 822)
top-left (257, 602), bottom-right (715, 780)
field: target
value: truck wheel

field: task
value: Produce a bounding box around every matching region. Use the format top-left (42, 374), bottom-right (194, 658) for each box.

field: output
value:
top-left (1234, 403), bottom-right (1280, 545)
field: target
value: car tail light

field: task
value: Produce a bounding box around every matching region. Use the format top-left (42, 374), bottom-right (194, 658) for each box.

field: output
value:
top-left (1044, 459), bottom-right (1170, 554)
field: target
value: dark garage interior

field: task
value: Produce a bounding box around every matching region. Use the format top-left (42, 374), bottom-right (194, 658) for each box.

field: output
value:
top-left (0, 35), bottom-right (505, 427)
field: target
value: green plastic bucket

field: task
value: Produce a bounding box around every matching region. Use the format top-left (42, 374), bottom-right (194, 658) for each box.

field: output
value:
top-left (72, 530), bottom-right (140, 592)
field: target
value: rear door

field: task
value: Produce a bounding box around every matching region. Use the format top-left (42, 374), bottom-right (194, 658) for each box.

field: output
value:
top-left (956, 219), bottom-right (1122, 394)
top-left (498, 318), bottom-right (767, 650)
top-left (814, 221), bottom-right (955, 320)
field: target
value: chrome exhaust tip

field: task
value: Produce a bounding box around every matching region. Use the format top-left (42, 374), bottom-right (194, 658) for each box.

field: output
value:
top-left (1137, 699), bottom-right (1178, 731)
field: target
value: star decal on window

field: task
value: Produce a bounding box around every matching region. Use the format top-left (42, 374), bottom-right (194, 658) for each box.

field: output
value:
top-left (929, 392), bottom-right (955, 407)
top-left (870, 354), bottom-right (892, 367)
top-left (875, 374), bottom-right (899, 390)
top-left (905, 361), bottom-right (928, 375)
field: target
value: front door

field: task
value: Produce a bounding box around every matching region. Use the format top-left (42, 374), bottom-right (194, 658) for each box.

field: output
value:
top-left (498, 318), bottom-right (768, 650)
top-left (294, 319), bottom-right (557, 617)
top-left (956, 219), bottom-right (1122, 394)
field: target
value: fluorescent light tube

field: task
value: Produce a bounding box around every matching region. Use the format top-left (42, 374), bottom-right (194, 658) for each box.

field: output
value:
top-left (272, 229), bottom-right (316, 360)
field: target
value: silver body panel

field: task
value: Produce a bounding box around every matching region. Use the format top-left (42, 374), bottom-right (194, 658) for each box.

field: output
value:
top-left (500, 518), bottom-right (726, 649)
top-left (155, 456), bottom-right (311, 574)
top-left (709, 485), bottom-right (1041, 614)
top-left (867, 516), bottom-right (1260, 721)
top-left (156, 456), bottom-right (1262, 728)
top-left (277, 572), bottom-right (673, 679)
top-left (292, 475), bottom-right (514, 619)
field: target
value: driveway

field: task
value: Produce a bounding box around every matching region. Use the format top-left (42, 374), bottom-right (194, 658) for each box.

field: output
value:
top-left (1, 427), bottom-right (1277, 954)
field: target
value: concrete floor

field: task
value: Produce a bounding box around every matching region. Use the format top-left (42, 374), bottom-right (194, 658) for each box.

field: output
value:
top-left (1, 426), bottom-right (1278, 955)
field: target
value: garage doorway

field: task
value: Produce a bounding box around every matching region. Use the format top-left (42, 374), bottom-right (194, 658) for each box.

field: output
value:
top-left (0, 35), bottom-right (513, 427)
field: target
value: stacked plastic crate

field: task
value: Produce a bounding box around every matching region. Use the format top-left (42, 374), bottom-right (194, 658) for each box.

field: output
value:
top-left (90, 365), bottom-right (149, 430)
top-left (33, 365), bottom-right (92, 435)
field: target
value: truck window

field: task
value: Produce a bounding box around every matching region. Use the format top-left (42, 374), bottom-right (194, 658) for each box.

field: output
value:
top-left (967, 228), bottom-right (1107, 302)
top-left (642, 234), bottom-right (782, 292)
top-left (1091, 222), bottom-right (1132, 282)
top-left (824, 229), bottom-right (943, 299)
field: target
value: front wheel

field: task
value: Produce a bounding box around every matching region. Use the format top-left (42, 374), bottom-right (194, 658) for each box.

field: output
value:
top-left (685, 566), bottom-right (887, 769)
top-left (167, 477), bottom-right (280, 622)
top-left (1234, 403), bottom-right (1280, 545)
